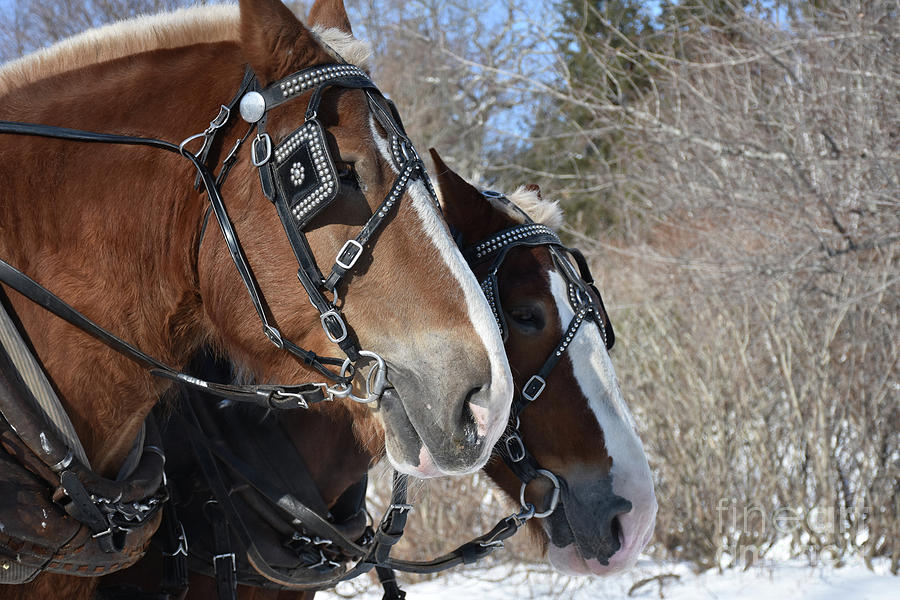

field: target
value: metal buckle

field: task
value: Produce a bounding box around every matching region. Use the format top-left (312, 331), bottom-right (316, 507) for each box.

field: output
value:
top-left (162, 522), bottom-right (189, 557)
top-left (213, 552), bottom-right (236, 573)
top-left (209, 105), bottom-right (231, 130)
top-left (522, 375), bottom-right (546, 402)
top-left (252, 133), bottom-right (272, 166)
top-left (504, 432), bottom-right (527, 463)
top-left (335, 239), bottom-right (364, 271)
top-left (320, 309), bottom-right (348, 343)
top-left (397, 137), bottom-right (419, 164)
top-left (268, 388), bottom-right (310, 410)
top-left (178, 105), bottom-right (231, 158)
top-left (323, 381), bottom-right (351, 400)
top-left (512, 503), bottom-right (536, 526)
top-left (389, 503), bottom-right (413, 514)
top-left (51, 449), bottom-right (74, 472)
top-left (263, 324), bottom-right (284, 348)
top-left (519, 469), bottom-right (561, 519)
top-left (91, 526), bottom-right (113, 540)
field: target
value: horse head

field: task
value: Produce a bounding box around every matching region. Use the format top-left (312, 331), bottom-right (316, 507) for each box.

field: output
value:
top-left (432, 150), bottom-right (657, 575)
top-left (200, 0), bottom-right (512, 477)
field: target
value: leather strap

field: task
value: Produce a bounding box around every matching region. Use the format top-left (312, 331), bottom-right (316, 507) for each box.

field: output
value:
top-left (0, 257), bottom-right (327, 409)
top-left (376, 566), bottom-right (406, 600)
top-left (206, 502), bottom-right (237, 600)
top-left (159, 500), bottom-right (190, 600)
top-left (0, 289), bottom-right (90, 467)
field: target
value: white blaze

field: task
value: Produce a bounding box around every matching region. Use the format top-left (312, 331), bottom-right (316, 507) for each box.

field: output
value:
top-left (368, 116), bottom-right (513, 466)
top-left (547, 270), bottom-right (656, 568)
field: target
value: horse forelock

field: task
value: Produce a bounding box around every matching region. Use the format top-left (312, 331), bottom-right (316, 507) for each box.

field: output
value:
top-left (0, 5), bottom-right (374, 97)
top-left (504, 186), bottom-right (565, 229)
top-left (310, 25), bottom-right (372, 70)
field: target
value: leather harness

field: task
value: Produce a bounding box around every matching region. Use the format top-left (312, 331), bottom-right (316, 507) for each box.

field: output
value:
top-left (0, 58), bottom-right (436, 582)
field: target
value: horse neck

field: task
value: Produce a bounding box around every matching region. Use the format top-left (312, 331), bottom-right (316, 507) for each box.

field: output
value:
top-left (0, 41), bottom-right (246, 476)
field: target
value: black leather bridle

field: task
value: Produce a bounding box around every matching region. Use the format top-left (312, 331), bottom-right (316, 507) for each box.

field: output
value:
top-left (0, 61), bottom-right (436, 409)
top-left (462, 191), bottom-right (616, 519)
top-left (238, 63), bottom-right (438, 387)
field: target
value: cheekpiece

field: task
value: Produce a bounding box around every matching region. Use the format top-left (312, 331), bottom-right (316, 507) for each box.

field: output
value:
top-left (481, 274), bottom-right (507, 341)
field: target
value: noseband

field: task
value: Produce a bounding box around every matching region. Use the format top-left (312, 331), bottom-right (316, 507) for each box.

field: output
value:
top-left (462, 191), bottom-right (615, 518)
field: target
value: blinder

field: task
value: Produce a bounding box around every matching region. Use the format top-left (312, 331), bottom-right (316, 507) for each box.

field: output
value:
top-left (270, 120), bottom-right (338, 229)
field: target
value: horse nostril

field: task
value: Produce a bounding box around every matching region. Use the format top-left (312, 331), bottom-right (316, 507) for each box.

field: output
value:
top-left (610, 515), bottom-right (625, 551)
top-left (465, 385), bottom-right (483, 404)
top-left (462, 386), bottom-right (489, 440)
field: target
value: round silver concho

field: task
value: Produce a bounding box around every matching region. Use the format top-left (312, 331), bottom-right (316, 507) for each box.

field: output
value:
top-left (239, 91), bottom-right (266, 124)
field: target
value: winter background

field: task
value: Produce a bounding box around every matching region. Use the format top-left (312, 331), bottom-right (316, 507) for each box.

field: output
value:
top-left (1, 0), bottom-right (896, 597)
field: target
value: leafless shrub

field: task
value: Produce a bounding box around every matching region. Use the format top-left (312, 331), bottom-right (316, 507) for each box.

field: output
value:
top-left (526, 0), bottom-right (899, 573)
top-left (365, 0), bottom-right (900, 574)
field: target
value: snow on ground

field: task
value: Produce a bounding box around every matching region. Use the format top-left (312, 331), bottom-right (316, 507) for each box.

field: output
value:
top-left (319, 557), bottom-right (896, 599)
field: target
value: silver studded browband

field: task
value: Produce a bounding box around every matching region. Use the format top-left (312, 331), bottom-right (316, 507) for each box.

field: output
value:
top-left (471, 224), bottom-right (559, 261)
top-left (261, 64), bottom-right (369, 110)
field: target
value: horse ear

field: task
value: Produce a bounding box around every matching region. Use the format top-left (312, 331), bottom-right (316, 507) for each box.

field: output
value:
top-left (239, 0), bottom-right (330, 85)
top-left (308, 0), bottom-right (353, 34)
top-left (429, 149), bottom-right (496, 244)
top-left (523, 183), bottom-right (542, 200)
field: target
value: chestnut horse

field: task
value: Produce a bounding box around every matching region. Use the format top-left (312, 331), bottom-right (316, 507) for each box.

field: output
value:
top-left (100, 151), bottom-right (656, 598)
top-left (0, 1), bottom-right (513, 598)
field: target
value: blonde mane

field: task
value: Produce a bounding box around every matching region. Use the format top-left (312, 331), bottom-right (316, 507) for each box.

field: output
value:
top-left (0, 4), bottom-right (372, 97)
top-left (502, 186), bottom-right (565, 229)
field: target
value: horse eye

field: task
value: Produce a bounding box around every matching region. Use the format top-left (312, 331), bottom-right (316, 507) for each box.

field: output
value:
top-left (508, 305), bottom-right (545, 330)
top-left (335, 161), bottom-right (356, 181)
